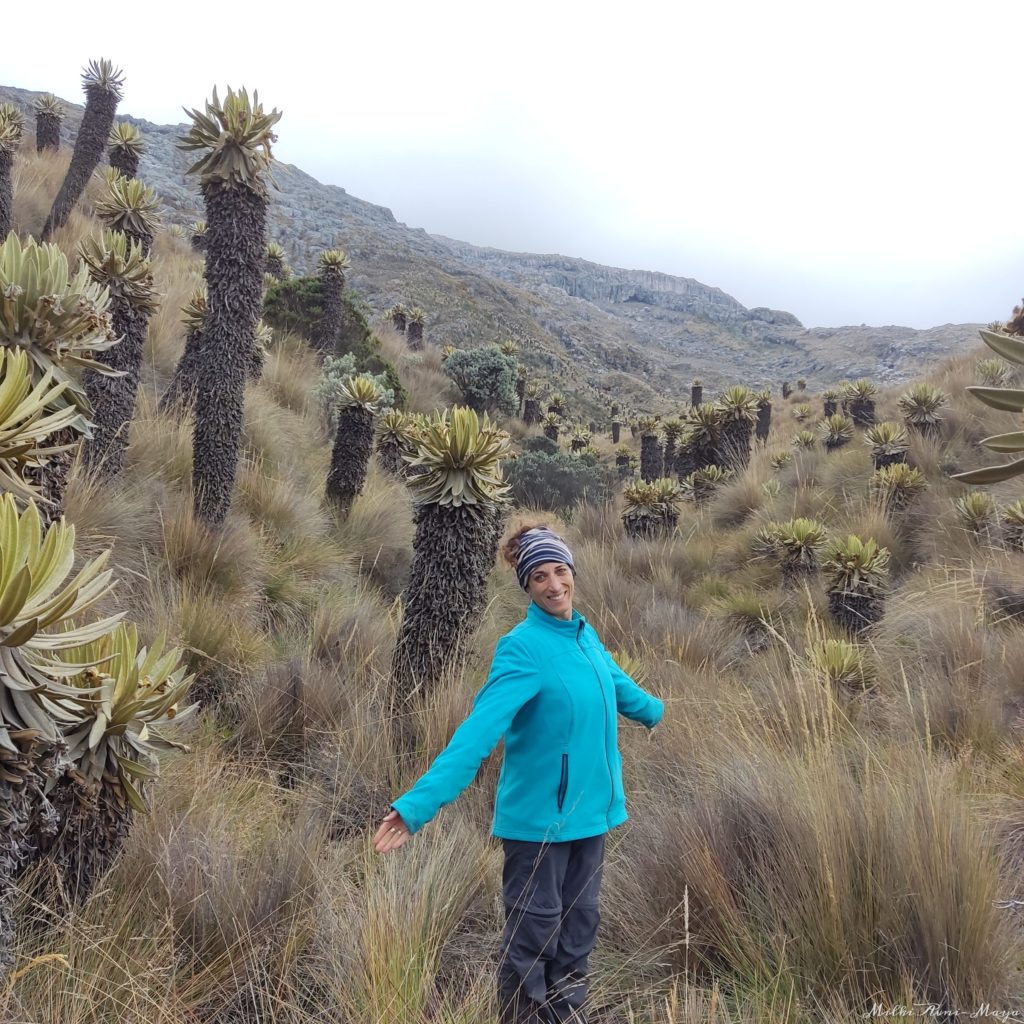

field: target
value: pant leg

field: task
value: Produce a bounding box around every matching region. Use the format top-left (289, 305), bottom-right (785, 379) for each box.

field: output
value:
top-left (497, 838), bottom-right (571, 1024)
top-left (545, 833), bottom-right (606, 1024)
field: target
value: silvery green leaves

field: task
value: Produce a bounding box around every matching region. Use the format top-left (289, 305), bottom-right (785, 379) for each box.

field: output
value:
top-left (952, 328), bottom-right (1024, 484)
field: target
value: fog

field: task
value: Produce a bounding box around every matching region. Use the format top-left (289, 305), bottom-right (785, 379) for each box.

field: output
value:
top-left (10, 0), bottom-right (1022, 329)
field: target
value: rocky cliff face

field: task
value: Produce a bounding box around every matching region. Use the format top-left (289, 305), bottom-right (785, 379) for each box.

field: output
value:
top-left (1, 83), bottom-right (983, 417)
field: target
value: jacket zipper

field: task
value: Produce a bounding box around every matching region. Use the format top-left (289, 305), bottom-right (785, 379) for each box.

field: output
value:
top-left (557, 753), bottom-right (568, 811)
top-left (578, 620), bottom-right (615, 821)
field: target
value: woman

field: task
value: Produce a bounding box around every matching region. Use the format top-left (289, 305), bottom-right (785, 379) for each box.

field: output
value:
top-left (373, 524), bottom-right (664, 1024)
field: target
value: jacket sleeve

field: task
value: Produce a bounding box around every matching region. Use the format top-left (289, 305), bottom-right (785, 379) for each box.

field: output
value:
top-left (602, 648), bottom-right (664, 728)
top-left (389, 634), bottom-right (541, 835)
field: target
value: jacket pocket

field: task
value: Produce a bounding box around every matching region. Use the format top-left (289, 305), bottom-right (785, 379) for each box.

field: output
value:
top-left (557, 753), bottom-right (569, 812)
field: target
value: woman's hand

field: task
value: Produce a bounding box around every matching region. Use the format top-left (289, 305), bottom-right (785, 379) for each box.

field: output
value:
top-left (373, 808), bottom-right (412, 854)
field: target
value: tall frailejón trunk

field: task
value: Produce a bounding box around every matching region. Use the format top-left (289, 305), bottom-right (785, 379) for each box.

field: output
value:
top-left (0, 149), bottom-right (12, 237)
top-left (756, 402), bottom-right (772, 443)
top-left (83, 298), bottom-right (149, 476)
top-left (391, 503), bottom-right (507, 709)
top-left (640, 434), bottom-right (663, 482)
top-left (691, 384), bottom-right (703, 407)
top-left (612, 420), bottom-right (620, 444)
top-left (43, 75), bottom-right (121, 239)
top-left (36, 113), bottom-right (61, 153)
top-left (160, 323), bottom-right (204, 413)
top-left (407, 320), bottom-right (424, 350)
top-left (313, 265), bottom-right (344, 355)
top-left (192, 180), bottom-right (266, 525)
top-left (109, 147), bottom-right (139, 179)
top-left (326, 404), bottom-right (375, 514)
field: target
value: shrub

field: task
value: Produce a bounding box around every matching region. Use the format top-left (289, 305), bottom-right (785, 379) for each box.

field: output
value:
top-left (505, 450), bottom-right (615, 511)
top-left (442, 345), bottom-right (518, 415)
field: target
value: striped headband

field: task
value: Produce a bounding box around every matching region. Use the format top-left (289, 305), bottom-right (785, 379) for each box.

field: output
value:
top-left (515, 528), bottom-right (575, 590)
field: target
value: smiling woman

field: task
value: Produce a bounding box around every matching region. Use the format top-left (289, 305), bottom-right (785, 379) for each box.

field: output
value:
top-left (374, 521), bottom-right (664, 1024)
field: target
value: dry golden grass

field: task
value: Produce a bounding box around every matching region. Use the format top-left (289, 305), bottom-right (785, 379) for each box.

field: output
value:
top-left (5, 144), bottom-right (1024, 1022)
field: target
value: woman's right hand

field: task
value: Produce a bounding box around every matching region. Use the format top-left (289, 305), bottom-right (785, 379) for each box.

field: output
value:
top-left (373, 808), bottom-right (412, 854)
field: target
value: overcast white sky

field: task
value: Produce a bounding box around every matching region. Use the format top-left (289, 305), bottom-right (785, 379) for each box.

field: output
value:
top-left (8, 1), bottom-right (1021, 328)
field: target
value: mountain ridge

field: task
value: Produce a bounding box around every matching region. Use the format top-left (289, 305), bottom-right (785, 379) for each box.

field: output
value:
top-left (1, 83), bottom-right (982, 414)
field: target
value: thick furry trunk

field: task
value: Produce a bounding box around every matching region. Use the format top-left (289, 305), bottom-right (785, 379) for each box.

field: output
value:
top-left (265, 254), bottom-right (285, 279)
top-left (391, 311), bottom-right (407, 334)
top-left (313, 267), bottom-right (344, 354)
top-left (407, 321), bottom-right (424, 350)
top-left (191, 180), bottom-right (266, 526)
top-left (523, 398), bottom-right (540, 426)
top-left (0, 150), bottom-right (12, 237)
top-left (35, 113), bottom-right (60, 153)
top-left (849, 398), bottom-right (876, 427)
top-left (611, 421), bottom-right (620, 444)
top-left (42, 84), bottom-right (120, 239)
top-left (83, 295), bottom-right (148, 476)
top-left (24, 426), bottom-right (79, 527)
top-left (691, 385), bottom-right (703, 407)
top-left (376, 437), bottom-right (404, 476)
top-left (827, 589), bottom-right (884, 634)
top-left (756, 403), bottom-right (771, 443)
top-left (640, 435), bottom-right (663, 482)
top-left (719, 421), bottom-right (752, 468)
top-left (160, 327), bottom-right (204, 413)
top-left (108, 148), bottom-right (139, 179)
top-left (390, 503), bottom-right (508, 717)
top-left (823, 398), bottom-right (837, 417)
top-left (326, 404), bottom-right (375, 513)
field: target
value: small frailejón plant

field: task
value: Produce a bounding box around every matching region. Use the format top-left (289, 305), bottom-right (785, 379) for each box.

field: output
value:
top-left (676, 403), bottom-right (723, 480)
top-left (523, 381), bottom-right (542, 426)
top-left (842, 379), bottom-right (878, 427)
top-left (951, 317), bottom-right (1024, 484)
top-left (189, 219), bottom-right (207, 252)
top-left (821, 535), bottom-right (890, 633)
top-left (159, 287), bottom-right (207, 413)
top-left (0, 104), bottom-right (24, 237)
top-left (661, 417), bottom-right (685, 471)
top-left (390, 408), bottom-right (511, 719)
top-left (325, 375), bottom-right (383, 514)
top-left (615, 444), bottom-right (635, 479)
top-left (621, 479), bottom-right (661, 539)
top-left (312, 249), bottom-right (350, 355)
top-left (718, 386), bottom-right (758, 467)
top-left (871, 462), bottom-right (927, 519)
top-left (977, 357), bottom-right (1011, 387)
top-left (1001, 499), bottom-right (1024, 550)
top-left (178, 86), bottom-right (282, 526)
top-left (792, 429), bottom-right (817, 450)
top-left (0, 232), bottom-right (119, 522)
top-left (808, 637), bottom-right (874, 691)
top-left (94, 170), bottom-right (160, 254)
top-left (389, 303), bottom-right (408, 334)
top-left (769, 449), bottom-right (793, 470)
top-left (822, 389), bottom-right (840, 417)
top-left (34, 93), bottom-right (64, 153)
top-left (652, 477), bottom-right (684, 532)
top-left (569, 425), bottom-right (592, 453)
top-left (898, 382), bottom-right (947, 437)
top-left (107, 121), bottom-right (144, 178)
top-left (376, 408), bottom-right (413, 476)
top-left (265, 241), bottom-right (289, 280)
top-left (864, 421), bottom-right (910, 469)
top-left (406, 307), bottom-right (426, 350)
top-left (638, 416), bottom-right (663, 482)
top-left (78, 230), bottom-right (159, 477)
top-left (542, 411), bottom-right (561, 443)
top-left (792, 403), bottom-right (812, 423)
top-left (683, 464), bottom-right (731, 507)
top-left (0, 496), bottom-right (118, 971)
top-left (46, 623), bottom-right (195, 899)
top-left (43, 59), bottom-right (124, 239)
top-left (954, 490), bottom-right (998, 539)
top-left (754, 517), bottom-right (828, 585)
top-left (818, 413), bottom-right (854, 452)
top-left (547, 391), bottom-right (567, 417)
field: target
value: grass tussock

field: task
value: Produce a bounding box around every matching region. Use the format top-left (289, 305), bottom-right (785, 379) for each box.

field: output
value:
top-left (5, 142), bottom-right (1024, 1023)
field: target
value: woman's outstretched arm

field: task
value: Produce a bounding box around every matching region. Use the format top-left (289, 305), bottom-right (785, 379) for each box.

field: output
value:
top-left (601, 648), bottom-right (664, 728)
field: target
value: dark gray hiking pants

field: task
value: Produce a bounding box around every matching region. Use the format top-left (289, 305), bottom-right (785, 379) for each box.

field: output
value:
top-left (497, 833), bottom-right (606, 1024)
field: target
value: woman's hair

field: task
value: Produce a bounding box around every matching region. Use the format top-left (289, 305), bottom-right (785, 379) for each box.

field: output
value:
top-left (501, 520), bottom-right (551, 569)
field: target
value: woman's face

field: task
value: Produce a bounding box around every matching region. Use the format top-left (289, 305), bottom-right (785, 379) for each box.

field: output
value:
top-left (526, 561), bottom-right (575, 620)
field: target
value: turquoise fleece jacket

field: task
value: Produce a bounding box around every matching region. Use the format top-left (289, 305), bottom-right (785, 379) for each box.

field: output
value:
top-left (390, 601), bottom-right (665, 842)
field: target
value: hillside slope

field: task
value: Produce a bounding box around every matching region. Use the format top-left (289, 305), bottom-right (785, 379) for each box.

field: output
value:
top-left (0, 84), bottom-right (981, 414)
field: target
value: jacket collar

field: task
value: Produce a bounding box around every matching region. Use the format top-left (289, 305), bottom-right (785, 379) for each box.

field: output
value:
top-left (526, 600), bottom-right (587, 635)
